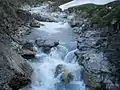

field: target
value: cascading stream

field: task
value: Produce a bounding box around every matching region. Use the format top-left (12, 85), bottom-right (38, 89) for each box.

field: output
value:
top-left (28, 44), bottom-right (85, 90)
top-left (24, 4), bottom-right (86, 90)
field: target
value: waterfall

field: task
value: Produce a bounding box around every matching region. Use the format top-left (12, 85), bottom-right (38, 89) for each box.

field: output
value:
top-left (64, 49), bottom-right (77, 63)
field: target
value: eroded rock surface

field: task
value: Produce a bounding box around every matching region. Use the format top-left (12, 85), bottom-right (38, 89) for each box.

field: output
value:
top-left (0, 42), bottom-right (33, 90)
top-left (70, 1), bottom-right (120, 89)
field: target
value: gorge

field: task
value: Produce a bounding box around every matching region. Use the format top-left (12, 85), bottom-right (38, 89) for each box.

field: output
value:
top-left (0, 0), bottom-right (120, 90)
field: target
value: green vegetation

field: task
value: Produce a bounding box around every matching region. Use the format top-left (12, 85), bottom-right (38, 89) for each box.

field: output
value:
top-left (70, 1), bottom-right (120, 27)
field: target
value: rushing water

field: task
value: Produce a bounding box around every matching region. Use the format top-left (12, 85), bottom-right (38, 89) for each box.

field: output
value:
top-left (25, 21), bottom-right (86, 90)
top-left (24, 20), bottom-right (86, 90)
top-left (22, 0), bottom-right (117, 89)
top-left (28, 45), bottom-right (85, 90)
top-left (23, 3), bottom-right (87, 90)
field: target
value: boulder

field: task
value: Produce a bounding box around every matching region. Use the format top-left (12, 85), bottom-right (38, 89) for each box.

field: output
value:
top-left (32, 13), bottom-right (55, 22)
top-left (55, 64), bottom-right (65, 77)
top-left (8, 73), bottom-right (31, 90)
top-left (55, 64), bottom-right (74, 84)
top-left (0, 42), bottom-right (33, 89)
top-left (30, 20), bottom-right (40, 28)
top-left (60, 71), bottom-right (74, 84)
top-left (21, 52), bottom-right (35, 60)
top-left (21, 40), bottom-right (36, 59)
top-left (35, 38), bottom-right (59, 47)
top-left (35, 38), bottom-right (59, 53)
top-left (22, 40), bottom-right (35, 51)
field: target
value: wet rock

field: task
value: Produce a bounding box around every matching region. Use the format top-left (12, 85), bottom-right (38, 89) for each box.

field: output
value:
top-left (73, 27), bottom-right (81, 33)
top-left (22, 40), bottom-right (35, 51)
top-left (71, 21), bottom-right (80, 28)
top-left (42, 46), bottom-right (51, 53)
top-left (35, 38), bottom-right (59, 53)
top-left (77, 45), bottom-right (90, 51)
top-left (30, 20), bottom-right (41, 28)
top-left (32, 13), bottom-right (55, 22)
top-left (35, 39), bottom-right (59, 47)
top-left (55, 64), bottom-right (64, 77)
top-left (60, 71), bottom-right (74, 84)
top-left (21, 40), bottom-right (36, 59)
top-left (55, 64), bottom-right (74, 84)
top-left (21, 54), bottom-right (35, 60)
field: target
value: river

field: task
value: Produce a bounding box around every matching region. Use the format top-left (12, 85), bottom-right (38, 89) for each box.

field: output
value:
top-left (23, 3), bottom-right (86, 90)
top-left (22, 0), bottom-right (116, 89)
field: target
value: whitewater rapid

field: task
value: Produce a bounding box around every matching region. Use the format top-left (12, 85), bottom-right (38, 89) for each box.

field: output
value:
top-left (23, 3), bottom-right (87, 90)
top-left (28, 45), bottom-right (85, 90)
top-left (24, 20), bottom-right (86, 90)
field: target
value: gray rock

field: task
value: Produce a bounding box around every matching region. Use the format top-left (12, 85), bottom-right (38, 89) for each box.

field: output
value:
top-left (22, 40), bottom-right (35, 51)
top-left (0, 42), bottom-right (33, 89)
top-left (30, 20), bottom-right (41, 28)
top-left (20, 40), bottom-right (36, 59)
top-left (54, 64), bottom-right (74, 84)
top-left (32, 13), bottom-right (55, 22)
top-left (35, 38), bottom-right (59, 53)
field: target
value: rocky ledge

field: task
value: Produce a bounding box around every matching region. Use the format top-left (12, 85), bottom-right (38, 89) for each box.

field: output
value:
top-left (69, 1), bottom-right (120, 90)
top-left (0, 0), bottom-right (71, 89)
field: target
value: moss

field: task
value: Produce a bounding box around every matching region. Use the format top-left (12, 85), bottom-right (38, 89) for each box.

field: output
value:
top-left (70, 1), bottom-right (120, 28)
top-left (95, 86), bottom-right (105, 90)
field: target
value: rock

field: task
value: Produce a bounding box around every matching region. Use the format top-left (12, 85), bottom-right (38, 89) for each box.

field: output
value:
top-left (73, 27), bottom-right (81, 33)
top-left (8, 73), bottom-right (31, 90)
top-left (60, 71), bottom-right (74, 84)
top-left (42, 46), bottom-right (51, 53)
top-left (54, 41), bottom-right (59, 47)
top-left (30, 20), bottom-right (41, 28)
top-left (0, 42), bottom-right (33, 89)
top-left (35, 39), bottom-right (59, 47)
top-left (20, 40), bottom-right (36, 59)
top-left (55, 64), bottom-right (74, 84)
top-left (21, 53), bottom-right (35, 60)
top-left (32, 13), bottom-right (55, 22)
top-left (77, 45), bottom-right (90, 51)
top-left (55, 64), bottom-right (64, 77)
top-left (22, 40), bottom-right (35, 51)
top-left (35, 38), bottom-right (59, 53)
top-left (75, 24), bottom-right (120, 90)
top-left (70, 21), bottom-right (81, 28)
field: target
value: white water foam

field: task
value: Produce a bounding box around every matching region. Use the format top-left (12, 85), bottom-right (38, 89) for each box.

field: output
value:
top-left (28, 45), bottom-right (85, 90)
top-left (35, 22), bottom-right (70, 35)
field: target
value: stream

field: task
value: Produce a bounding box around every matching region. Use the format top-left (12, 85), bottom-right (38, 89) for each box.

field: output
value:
top-left (26, 21), bottom-right (85, 90)
top-left (23, 4), bottom-right (86, 90)
top-left (22, 0), bottom-right (119, 90)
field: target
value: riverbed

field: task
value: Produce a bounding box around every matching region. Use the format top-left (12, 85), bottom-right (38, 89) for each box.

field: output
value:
top-left (23, 4), bottom-right (86, 90)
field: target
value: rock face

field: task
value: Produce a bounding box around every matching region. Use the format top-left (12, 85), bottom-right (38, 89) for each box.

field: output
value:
top-left (70, 1), bottom-right (120, 90)
top-left (75, 26), bottom-right (120, 90)
top-left (0, 0), bottom-right (35, 89)
top-left (0, 42), bottom-right (33, 90)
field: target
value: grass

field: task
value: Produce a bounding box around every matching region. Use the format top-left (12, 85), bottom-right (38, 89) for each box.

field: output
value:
top-left (69, 1), bottom-right (120, 27)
